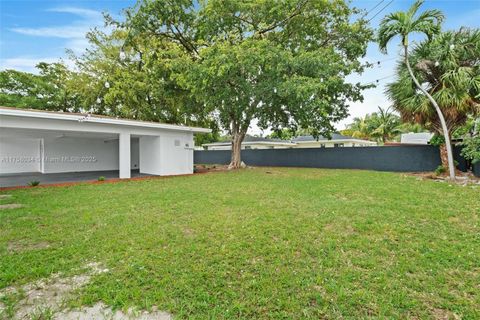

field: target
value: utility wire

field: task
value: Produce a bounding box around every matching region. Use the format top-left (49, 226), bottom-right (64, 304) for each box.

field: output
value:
top-left (367, 56), bottom-right (397, 65)
top-left (364, 74), bottom-right (396, 86)
top-left (362, 0), bottom-right (385, 19)
top-left (367, 0), bottom-right (394, 22)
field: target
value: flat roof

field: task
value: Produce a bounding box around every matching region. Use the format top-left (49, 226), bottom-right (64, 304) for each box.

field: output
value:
top-left (0, 106), bottom-right (211, 133)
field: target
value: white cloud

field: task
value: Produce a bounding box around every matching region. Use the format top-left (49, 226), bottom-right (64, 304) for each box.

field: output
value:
top-left (0, 57), bottom-right (68, 73)
top-left (10, 26), bottom-right (89, 39)
top-left (47, 7), bottom-right (103, 20)
top-left (7, 6), bottom-right (105, 71)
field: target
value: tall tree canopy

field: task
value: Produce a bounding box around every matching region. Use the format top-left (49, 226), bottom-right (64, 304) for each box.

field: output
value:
top-left (125, 0), bottom-right (372, 167)
top-left (0, 63), bottom-right (80, 112)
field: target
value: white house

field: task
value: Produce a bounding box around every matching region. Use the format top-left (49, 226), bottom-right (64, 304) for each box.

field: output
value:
top-left (202, 134), bottom-right (376, 150)
top-left (202, 136), bottom-right (296, 150)
top-left (0, 107), bottom-right (211, 179)
top-left (291, 134), bottom-right (377, 148)
top-left (400, 132), bottom-right (433, 145)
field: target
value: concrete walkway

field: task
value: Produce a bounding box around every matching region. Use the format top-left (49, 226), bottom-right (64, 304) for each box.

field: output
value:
top-left (0, 170), bottom-right (151, 188)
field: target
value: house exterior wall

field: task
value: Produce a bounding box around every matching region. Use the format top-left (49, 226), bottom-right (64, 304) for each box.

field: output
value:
top-left (0, 137), bottom-right (41, 174)
top-left (139, 132), bottom-right (194, 175)
top-left (158, 131), bottom-right (194, 175)
top-left (0, 111), bottom-right (205, 177)
top-left (139, 136), bottom-right (162, 175)
top-left (42, 137), bottom-right (119, 173)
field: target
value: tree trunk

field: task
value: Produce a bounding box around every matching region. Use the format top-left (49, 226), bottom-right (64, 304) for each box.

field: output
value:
top-left (229, 131), bottom-right (245, 169)
top-left (439, 143), bottom-right (449, 170)
top-left (403, 45), bottom-right (455, 179)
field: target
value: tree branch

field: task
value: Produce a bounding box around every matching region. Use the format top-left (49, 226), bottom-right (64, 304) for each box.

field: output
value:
top-left (256, 0), bottom-right (309, 36)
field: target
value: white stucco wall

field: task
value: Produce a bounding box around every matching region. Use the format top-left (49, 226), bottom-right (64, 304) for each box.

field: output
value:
top-left (42, 137), bottom-right (140, 173)
top-left (139, 132), bottom-right (193, 176)
top-left (0, 137), bottom-right (41, 174)
top-left (43, 137), bottom-right (119, 173)
top-left (158, 131), bottom-right (194, 175)
top-left (139, 136), bottom-right (162, 175)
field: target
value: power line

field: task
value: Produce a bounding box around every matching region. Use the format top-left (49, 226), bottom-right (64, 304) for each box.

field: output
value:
top-left (363, 0), bottom-right (385, 18)
top-left (367, 0), bottom-right (394, 22)
top-left (364, 74), bottom-right (396, 86)
top-left (367, 56), bottom-right (397, 66)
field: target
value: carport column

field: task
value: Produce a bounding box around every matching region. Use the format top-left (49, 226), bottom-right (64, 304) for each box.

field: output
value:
top-left (119, 132), bottom-right (131, 179)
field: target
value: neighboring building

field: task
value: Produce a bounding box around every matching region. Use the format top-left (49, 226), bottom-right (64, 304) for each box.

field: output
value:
top-left (0, 107), bottom-right (211, 179)
top-left (291, 134), bottom-right (377, 148)
top-left (202, 136), bottom-right (296, 150)
top-left (400, 132), bottom-right (434, 145)
top-left (202, 133), bottom-right (376, 150)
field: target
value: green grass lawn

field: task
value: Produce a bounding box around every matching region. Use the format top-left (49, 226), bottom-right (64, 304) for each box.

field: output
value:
top-left (1, 168), bottom-right (479, 319)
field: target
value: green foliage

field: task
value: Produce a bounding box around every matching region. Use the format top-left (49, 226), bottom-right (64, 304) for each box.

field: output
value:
top-left (461, 135), bottom-right (480, 163)
top-left (434, 165), bottom-right (446, 175)
top-left (126, 0), bottom-right (373, 152)
top-left (429, 134), bottom-right (445, 146)
top-left (342, 107), bottom-right (402, 142)
top-left (267, 128), bottom-right (312, 140)
top-left (28, 181), bottom-right (40, 187)
top-left (0, 63), bottom-right (81, 111)
top-left (386, 28), bottom-right (480, 136)
top-left (377, 0), bottom-right (444, 53)
top-left (98, 176), bottom-right (106, 181)
top-left (194, 131), bottom-right (221, 146)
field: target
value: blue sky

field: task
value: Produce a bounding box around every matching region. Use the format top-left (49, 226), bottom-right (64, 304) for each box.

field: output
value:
top-left (0, 0), bottom-right (479, 131)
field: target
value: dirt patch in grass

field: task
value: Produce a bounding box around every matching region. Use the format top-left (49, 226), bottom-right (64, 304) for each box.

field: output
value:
top-left (0, 195), bottom-right (12, 199)
top-left (430, 308), bottom-right (461, 320)
top-left (0, 262), bottom-right (108, 319)
top-left (7, 241), bottom-right (51, 253)
top-left (0, 204), bottom-right (23, 210)
top-left (194, 164), bottom-right (230, 173)
top-left (407, 172), bottom-right (480, 186)
top-left (0, 262), bottom-right (172, 320)
top-left (53, 303), bottom-right (172, 320)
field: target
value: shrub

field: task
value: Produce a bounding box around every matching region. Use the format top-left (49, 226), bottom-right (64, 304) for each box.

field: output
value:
top-left (98, 176), bottom-right (105, 181)
top-left (434, 165), bottom-right (446, 176)
top-left (28, 180), bottom-right (40, 187)
top-left (461, 135), bottom-right (480, 164)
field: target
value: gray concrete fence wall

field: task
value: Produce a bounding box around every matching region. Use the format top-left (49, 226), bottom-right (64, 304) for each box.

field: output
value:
top-left (195, 145), bottom-right (467, 173)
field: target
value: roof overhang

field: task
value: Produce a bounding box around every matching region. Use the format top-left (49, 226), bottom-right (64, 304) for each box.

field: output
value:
top-left (0, 107), bottom-right (211, 134)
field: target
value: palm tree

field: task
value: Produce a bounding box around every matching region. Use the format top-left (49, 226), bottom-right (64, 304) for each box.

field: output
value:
top-left (343, 107), bottom-right (401, 143)
top-left (386, 29), bottom-right (480, 170)
top-left (377, 0), bottom-right (456, 178)
top-left (343, 116), bottom-right (371, 140)
top-left (371, 106), bottom-right (401, 143)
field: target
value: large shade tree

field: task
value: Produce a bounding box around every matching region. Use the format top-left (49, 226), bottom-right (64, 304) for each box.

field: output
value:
top-left (386, 28), bottom-right (480, 169)
top-left (125, 0), bottom-right (372, 168)
top-left (68, 25), bottom-right (220, 145)
top-left (377, 0), bottom-right (459, 178)
top-left (0, 62), bottom-right (81, 112)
